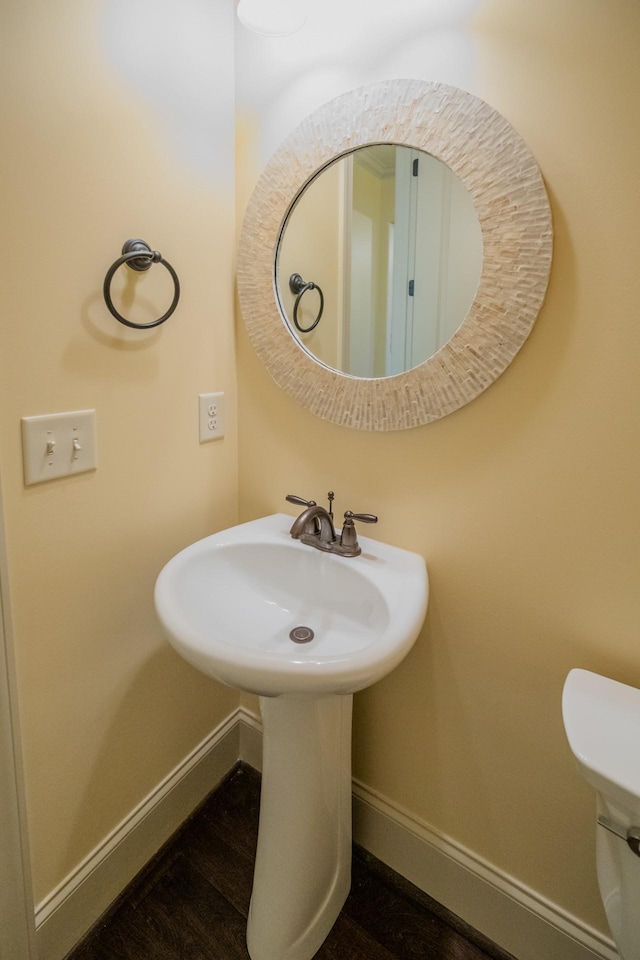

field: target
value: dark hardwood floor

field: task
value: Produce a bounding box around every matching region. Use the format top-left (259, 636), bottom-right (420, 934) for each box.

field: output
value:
top-left (65, 764), bottom-right (517, 960)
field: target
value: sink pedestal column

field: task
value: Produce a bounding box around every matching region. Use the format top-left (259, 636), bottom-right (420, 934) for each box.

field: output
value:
top-left (247, 693), bottom-right (353, 960)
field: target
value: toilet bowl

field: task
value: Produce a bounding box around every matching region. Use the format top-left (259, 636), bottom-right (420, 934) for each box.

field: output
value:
top-left (562, 668), bottom-right (640, 960)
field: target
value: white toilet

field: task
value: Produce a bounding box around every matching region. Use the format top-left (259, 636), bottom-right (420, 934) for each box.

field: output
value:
top-left (562, 668), bottom-right (640, 960)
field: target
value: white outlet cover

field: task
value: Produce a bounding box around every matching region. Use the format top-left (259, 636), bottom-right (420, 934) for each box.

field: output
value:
top-left (21, 409), bottom-right (97, 485)
top-left (198, 392), bottom-right (225, 442)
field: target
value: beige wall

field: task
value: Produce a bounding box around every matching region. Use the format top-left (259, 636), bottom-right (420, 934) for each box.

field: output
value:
top-left (236, 0), bottom-right (640, 937)
top-left (2, 0), bottom-right (639, 941)
top-left (0, 0), bottom-right (239, 904)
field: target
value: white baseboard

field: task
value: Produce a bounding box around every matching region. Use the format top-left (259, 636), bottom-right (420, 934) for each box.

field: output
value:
top-left (34, 710), bottom-right (618, 960)
top-left (351, 780), bottom-right (618, 960)
top-left (35, 708), bottom-right (254, 960)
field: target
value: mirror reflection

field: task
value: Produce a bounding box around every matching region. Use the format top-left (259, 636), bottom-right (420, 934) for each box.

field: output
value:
top-left (277, 144), bottom-right (483, 378)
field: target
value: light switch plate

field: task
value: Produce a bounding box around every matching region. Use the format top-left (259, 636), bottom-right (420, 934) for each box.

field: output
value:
top-left (21, 409), bottom-right (97, 485)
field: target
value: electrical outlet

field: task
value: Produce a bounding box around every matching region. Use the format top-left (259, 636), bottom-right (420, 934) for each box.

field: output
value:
top-left (198, 392), bottom-right (225, 442)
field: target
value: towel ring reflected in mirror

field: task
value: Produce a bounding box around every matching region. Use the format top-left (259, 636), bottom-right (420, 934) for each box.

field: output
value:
top-left (288, 273), bottom-right (324, 333)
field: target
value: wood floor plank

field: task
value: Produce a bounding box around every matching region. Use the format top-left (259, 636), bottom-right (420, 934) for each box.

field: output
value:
top-left (193, 765), bottom-right (260, 860)
top-left (71, 854), bottom-right (249, 960)
top-left (65, 763), bottom-right (514, 960)
top-left (316, 911), bottom-right (400, 960)
top-left (351, 849), bottom-right (516, 960)
top-left (344, 856), bottom-right (491, 960)
top-left (181, 822), bottom-right (255, 917)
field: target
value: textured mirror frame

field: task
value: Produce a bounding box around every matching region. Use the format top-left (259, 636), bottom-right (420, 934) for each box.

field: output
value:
top-left (237, 79), bottom-right (553, 431)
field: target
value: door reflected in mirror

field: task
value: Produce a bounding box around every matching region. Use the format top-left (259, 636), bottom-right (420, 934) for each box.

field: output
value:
top-left (277, 144), bottom-right (483, 378)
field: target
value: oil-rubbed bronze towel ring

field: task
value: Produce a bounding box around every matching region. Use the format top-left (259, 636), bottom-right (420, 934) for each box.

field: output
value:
top-left (288, 273), bottom-right (324, 333)
top-left (103, 238), bottom-right (180, 329)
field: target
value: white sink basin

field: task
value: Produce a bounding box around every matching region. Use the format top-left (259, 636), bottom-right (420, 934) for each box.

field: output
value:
top-left (154, 511), bottom-right (428, 960)
top-left (154, 513), bottom-right (428, 697)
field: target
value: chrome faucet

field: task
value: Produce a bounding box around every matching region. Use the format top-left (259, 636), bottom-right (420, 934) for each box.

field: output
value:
top-left (286, 493), bottom-right (377, 558)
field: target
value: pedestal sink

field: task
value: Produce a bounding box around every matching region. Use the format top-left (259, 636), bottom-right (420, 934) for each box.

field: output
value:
top-left (155, 513), bottom-right (428, 960)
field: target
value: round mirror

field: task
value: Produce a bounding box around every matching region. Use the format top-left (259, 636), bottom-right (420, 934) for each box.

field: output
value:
top-left (238, 80), bottom-right (552, 430)
top-left (277, 144), bottom-right (483, 378)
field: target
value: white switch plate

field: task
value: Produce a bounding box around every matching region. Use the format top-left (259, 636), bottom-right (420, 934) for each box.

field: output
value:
top-left (198, 392), bottom-right (225, 442)
top-left (21, 409), bottom-right (97, 485)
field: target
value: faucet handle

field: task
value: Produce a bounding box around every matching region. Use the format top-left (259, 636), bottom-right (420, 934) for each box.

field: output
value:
top-left (338, 510), bottom-right (378, 556)
top-left (344, 510), bottom-right (378, 524)
top-left (286, 494), bottom-right (317, 507)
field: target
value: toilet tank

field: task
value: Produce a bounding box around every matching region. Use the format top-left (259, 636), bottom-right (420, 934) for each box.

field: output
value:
top-left (563, 668), bottom-right (640, 820)
top-left (563, 668), bottom-right (640, 960)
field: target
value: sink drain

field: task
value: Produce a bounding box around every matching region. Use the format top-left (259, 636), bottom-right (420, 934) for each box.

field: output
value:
top-left (289, 625), bottom-right (314, 644)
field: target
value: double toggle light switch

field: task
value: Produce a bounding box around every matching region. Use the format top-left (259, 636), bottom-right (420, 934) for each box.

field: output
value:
top-left (21, 410), bottom-right (97, 485)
